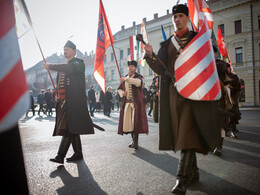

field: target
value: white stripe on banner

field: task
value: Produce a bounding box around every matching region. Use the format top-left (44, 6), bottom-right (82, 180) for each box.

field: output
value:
top-left (94, 70), bottom-right (105, 92)
top-left (0, 27), bottom-right (21, 81)
top-left (189, 66), bottom-right (219, 100)
top-left (175, 31), bottom-right (209, 70)
top-left (176, 50), bottom-right (214, 91)
top-left (0, 91), bottom-right (30, 132)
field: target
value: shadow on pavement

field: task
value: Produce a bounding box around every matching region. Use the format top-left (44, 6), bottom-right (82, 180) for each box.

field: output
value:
top-left (50, 161), bottom-right (107, 195)
top-left (133, 147), bottom-right (258, 195)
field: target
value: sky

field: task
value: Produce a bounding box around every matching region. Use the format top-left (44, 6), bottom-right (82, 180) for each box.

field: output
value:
top-left (17, 0), bottom-right (186, 70)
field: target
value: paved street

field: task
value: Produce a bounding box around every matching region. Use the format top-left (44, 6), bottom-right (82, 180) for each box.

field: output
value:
top-left (19, 110), bottom-right (260, 195)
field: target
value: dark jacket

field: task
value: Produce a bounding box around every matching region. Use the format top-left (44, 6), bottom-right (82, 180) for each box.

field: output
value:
top-left (145, 31), bottom-right (220, 153)
top-left (49, 57), bottom-right (94, 135)
top-left (37, 93), bottom-right (45, 104)
top-left (88, 89), bottom-right (96, 103)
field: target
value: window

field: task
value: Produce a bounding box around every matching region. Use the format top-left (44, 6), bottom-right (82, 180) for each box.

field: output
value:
top-left (111, 70), bottom-right (115, 80)
top-left (104, 55), bottom-right (107, 63)
top-left (111, 53), bottom-right (114, 62)
top-left (127, 48), bottom-right (130, 56)
top-left (120, 50), bottom-right (123, 60)
top-left (219, 24), bottom-right (225, 37)
top-left (235, 47), bottom-right (243, 63)
top-left (235, 20), bottom-right (242, 34)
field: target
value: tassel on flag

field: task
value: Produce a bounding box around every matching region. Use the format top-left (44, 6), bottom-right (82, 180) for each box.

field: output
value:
top-left (94, 0), bottom-right (114, 93)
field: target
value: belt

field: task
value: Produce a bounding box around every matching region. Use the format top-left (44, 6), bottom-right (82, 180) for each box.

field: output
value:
top-left (125, 99), bottom-right (133, 103)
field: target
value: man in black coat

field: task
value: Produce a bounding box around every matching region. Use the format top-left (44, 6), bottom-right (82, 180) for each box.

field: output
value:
top-left (88, 85), bottom-right (96, 117)
top-left (44, 88), bottom-right (53, 115)
top-left (44, 40), bottom-right (94, 164)
top-left (105, 87), bottom-right (113, 117)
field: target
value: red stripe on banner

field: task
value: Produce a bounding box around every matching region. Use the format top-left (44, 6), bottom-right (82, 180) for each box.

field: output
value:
top-left (201, 8), bottom-right (212, 13)
top-left (179, 60), bottom-right (216, 97)
top-left (181, 21), bottom-right (207, 54)
top-left (175, 40), bottom-right (211, 81)
top-left (0, 0), bottom-right (16, 38)
top-left (129, 36), bottom-right (134, 60)
top-left (201, 79), bottom-right (221, 100)
top-left (0, 59), bottom-right (28, 121)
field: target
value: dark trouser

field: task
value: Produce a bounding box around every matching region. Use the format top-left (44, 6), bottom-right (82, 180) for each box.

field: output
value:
top-left (89, 102), bottom-right (96, 116)
top-left (26, 106), bottom-right (35, 116)
top-left (45, 104), bottom-right (52, 115)
top-left (105, 103), bottom-right (111, 116)
top-left (57, 133), bottom-right (82, 158)
top-left (38, 104), bottom-right (45, 115)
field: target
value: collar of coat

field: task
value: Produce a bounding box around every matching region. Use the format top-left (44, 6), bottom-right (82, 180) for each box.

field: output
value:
top-left (124, 72), bottom-right (143, 79)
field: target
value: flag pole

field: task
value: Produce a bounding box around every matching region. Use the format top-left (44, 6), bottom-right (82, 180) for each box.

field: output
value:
top-left (110, 43), bottom-right (125, 91)
top-left (21, 0), bottom-right (57, 94)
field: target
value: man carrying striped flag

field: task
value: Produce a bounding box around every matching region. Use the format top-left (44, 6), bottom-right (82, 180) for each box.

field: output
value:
top-left (144, 3), bottom-right (221, 194)
top-left (0, 0), bottom-right (30, 194)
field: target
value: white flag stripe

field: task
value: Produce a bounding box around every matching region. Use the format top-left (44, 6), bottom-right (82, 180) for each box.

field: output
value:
top-left (188, 68), bottom-right (219, 100)
top-left (94, 70), bottom-right (105, 92)
top-left (176, 50), bottom-right (214, 91)
top-left (175, 31), bottom-right (209, 70)
top-left (0, 92), bottom-right (29, 132)
top-left (0, 27), bottom-right (21, 81)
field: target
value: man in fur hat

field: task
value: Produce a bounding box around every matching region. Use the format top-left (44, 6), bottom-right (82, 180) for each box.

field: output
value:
top-left (144, 4), bottom-right (221, 194)
top-left (44, 40), bottom-right (94, 164)
top-left (117, 60), bottom-right (149, 150)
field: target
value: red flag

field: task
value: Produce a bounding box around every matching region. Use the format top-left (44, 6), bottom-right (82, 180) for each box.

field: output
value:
top-left (216, 26), bottom-right (233, 71)
top-left (94, 0), bottom-right (114, 93)
top-left (0, 0), bottom-right (29, 132)
top-left (174, 17), bottom-right (221, 101)
top-left (188, 0), bottom-right (213, 32)
top-left (216, 26), bottom-right (228, 58)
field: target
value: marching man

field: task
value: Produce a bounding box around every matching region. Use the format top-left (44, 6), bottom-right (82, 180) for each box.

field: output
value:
top-left (117, 60), bottom-right (149, 150)
top-left (144, 4), bottom-right (220, 194)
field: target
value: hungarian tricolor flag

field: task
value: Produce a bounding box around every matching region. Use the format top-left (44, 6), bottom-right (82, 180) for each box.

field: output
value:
top-left (94, 0), bottom-right (114, 93)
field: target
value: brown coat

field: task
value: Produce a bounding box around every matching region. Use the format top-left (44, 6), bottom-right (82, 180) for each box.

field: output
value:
top-left (117, 73), bottom-right (149, 135)
top-left (145, 31), bottom-right (221, 153)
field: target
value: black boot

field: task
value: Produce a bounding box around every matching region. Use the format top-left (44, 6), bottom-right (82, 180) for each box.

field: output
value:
top-left (186, 152), bottom-right (199, 185)
top-left (50, 136), bottom-right (71, 164)
top-left (230, 121), bottom-right (237, 138)
top-left (66, 135), bottom-right (83, 162)
top-left (129, 133), bottom-right (134, 148)
top-left (133, 133), bottom-right (139, 150)
top-left (171, 150), bottom-right (194, 194)
top-left (213, 138), bottom-right (223, 157)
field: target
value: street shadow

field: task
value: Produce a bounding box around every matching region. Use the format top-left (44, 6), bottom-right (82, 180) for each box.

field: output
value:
top-left (50, 161), bottom-right (107, 195)
top-left (133, 147), bottom-right (258, 195)
top-left (34, 115), bottom-right (56, 122)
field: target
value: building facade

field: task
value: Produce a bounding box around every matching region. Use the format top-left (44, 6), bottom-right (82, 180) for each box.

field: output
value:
top-left (103, 0), bottom-right (260, 106)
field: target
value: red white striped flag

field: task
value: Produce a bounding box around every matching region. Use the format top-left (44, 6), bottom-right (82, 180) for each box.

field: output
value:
top-left (0, 0), bottom-right (29, 132)
top-left (174, 17), bottom-right (221, 101)
top-left (188, 0), bottom-right (213, 32)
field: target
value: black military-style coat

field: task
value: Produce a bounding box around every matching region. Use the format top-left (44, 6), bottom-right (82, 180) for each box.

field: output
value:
top-left (49, 57), bottom-right (94, 135)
